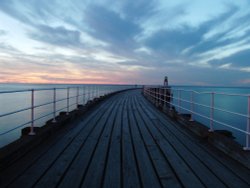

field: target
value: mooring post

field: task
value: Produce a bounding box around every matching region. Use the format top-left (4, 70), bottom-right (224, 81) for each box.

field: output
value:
top-left (209, 92), bottom-right (214, 132)
top-left (52, 88), bottom-right (57, 123)
top-left (244, 96), bottom-right (250, 150)
top-left (67, 87), bottom-right (69, 115)
top-left (29, 89), bottom-right (36, 135)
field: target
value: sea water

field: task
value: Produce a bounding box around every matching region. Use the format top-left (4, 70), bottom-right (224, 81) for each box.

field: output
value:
top-left (171, 86), bottom-right (250, 147)
top-left (0, 84), bottom-right (249, 148)
top-left (0, 83), bottom-right (134, 148)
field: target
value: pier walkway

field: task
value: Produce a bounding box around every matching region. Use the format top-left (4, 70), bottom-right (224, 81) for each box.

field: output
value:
top-left (1, 89), bottom-right (250, 188)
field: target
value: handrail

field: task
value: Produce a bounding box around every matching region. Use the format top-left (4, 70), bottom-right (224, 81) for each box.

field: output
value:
top-left (0, 87), bottom-right (79, 94)
top-left (143, 86), bottom-right (250, 150)
top-left (0, 85), bottom-right (137, 145)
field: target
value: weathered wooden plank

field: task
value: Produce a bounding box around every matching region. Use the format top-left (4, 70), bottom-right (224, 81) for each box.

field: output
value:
top-left (133, 94), bottom-right (204, 188)
top-left (80, 95), bottom-right (124, 188)
top-left (155, 121), bottom-right (250, 188)
top-left (135, 98), bottom-right (227, 188)
top-left (121, 96), bottom-right (141, 188)
top-left (202, 142), bottom-right (250, 185)
top-left (0, 119), bottom-right (77, 187)
top-left (131, 96), bottom-right (182, 188)
top-left (102, 95), bottom-right (127, 188)
top-left (7, 95), bottom-right (119, 188)
top-left (34, 97), bottom-right (120, 188)
top-left (57, 95), bottom-right (121, 188)
top-left (152, 101), bottom-right (250, 185)
top-left (3, 89), bottom-right (250, 188)
top-left (139, 92), bottom-right (250, 188)
top-left (128, 96), bottom-right (162, 188)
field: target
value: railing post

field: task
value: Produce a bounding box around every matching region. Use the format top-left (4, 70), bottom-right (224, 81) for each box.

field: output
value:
top-left (95, 85), bottom-right (98, 98)
top-left (178, 90), bottom-right (181, 113)
top-left (163, 88), bottom-right (167, 109)
top-left (169, 89), bottom-right (173, 111)
top-left (29, 89), bottom-right (36, 135)
top-left (96, 85), bottom-right (98, 97)
top-left (52, 88), bottom-right (57, 123)
top-left (83, 87), bottom-right (85, 105)
top-left (92, 85), bottom-right (94, 99)
top-left (66, 87), bottom-right (69, 115)
top-left (76, 87), bottom-right (79, 109)
top-left (159, 88), bottom-right (161, 105)
top-left (159, 88), bottom-right (161, 106)
top-left (190, 91), bottom-right (194, 121)
top-left (88, 86), bottom-right (91, 101)
top-left (154, 88), bottom-right (157, 104)
top-left (160, 88), bottom-right (163, 106)
top-left (244, 96), bottom-right (250, 150)
top-left (209, 92), bottom-right (214, 132)
top-left (156, 88), bottom-right (159, 106)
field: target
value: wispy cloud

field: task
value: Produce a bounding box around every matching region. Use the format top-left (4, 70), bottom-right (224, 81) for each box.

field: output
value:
top-left (29, 25), bottom-right (82, 47)
top-left (0, 29), bottom-right (7, 36)
top-left (0, 0), bottom-right (250, 85)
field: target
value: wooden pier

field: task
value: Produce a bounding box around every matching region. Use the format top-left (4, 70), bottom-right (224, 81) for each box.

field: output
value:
top-left (0, 89), bottom-right (250, 188)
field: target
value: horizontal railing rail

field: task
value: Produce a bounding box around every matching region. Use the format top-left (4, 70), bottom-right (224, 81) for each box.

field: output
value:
top-left (143, 86), bottom-right (250, 150)
top-left (0, 85), bottom-right (137, 142)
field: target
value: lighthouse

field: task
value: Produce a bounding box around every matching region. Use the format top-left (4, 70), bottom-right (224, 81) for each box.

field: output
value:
top-left (163, 76), bottom-right (168, 86)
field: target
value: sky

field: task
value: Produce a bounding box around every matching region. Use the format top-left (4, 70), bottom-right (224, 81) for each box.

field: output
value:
top-left (0, 0), bottom-right (250, 86)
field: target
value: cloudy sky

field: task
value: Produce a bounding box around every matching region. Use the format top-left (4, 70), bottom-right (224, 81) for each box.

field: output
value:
top-left (0, 0), bottom-right (250, 85)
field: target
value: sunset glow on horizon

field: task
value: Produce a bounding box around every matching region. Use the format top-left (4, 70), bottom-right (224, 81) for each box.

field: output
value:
top-left (0, 0), bottom-right (250, 86)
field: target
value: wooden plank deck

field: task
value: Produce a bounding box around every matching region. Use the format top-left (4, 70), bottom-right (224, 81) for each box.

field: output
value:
top-left (0, 89), bottom-right (250, 188)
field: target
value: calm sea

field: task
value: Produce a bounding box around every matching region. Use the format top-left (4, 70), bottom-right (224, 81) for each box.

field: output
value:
top-left (171, 85), bottom-right (250, 147)
top-left (0, 84), bottom-right (249, 148)
top-left (0, 83), bottom-right (134, 148)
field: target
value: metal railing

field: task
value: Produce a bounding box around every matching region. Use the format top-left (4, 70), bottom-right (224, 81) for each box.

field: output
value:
top-left (143, 86), bottom-right (250, 150)
top-left (0, 85), bottom-right (135, 142)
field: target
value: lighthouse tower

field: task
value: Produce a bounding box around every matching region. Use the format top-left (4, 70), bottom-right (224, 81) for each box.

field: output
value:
top-left (163, 76), bottom-right (168, 87)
